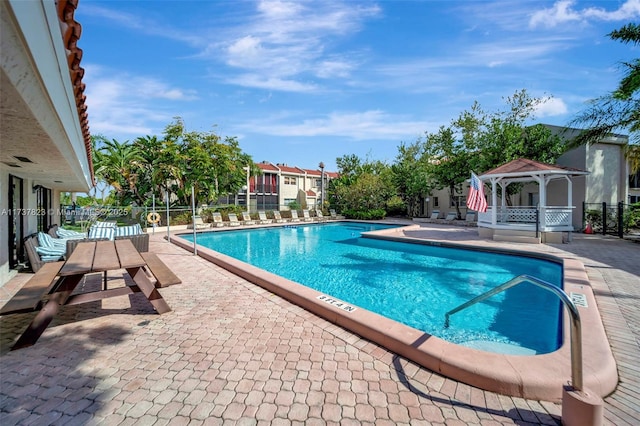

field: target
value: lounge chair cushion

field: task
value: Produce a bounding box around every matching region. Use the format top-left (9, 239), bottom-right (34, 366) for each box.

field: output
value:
top-left (39, 254), bottom-right (64, 262)
top-left (56, 227), bottom-right (86, 239)
top-left (88, 226), bottom-right (115, 240)
top-left (115, 224), bottom-right (143, 237)
top-left (37, 232), bottom-right (66, 250)
top-left (35, 245), bottom-right (65, 258)
top-left (94, 221), bottom-right (117, 228)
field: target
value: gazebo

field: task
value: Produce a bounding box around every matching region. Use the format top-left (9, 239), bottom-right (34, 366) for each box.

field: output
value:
top-left (476, 158), bottom-right (589, 243)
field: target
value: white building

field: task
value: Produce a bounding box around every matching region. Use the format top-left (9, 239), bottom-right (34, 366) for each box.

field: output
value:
top-left (243, 162), bottom-right (338, 211)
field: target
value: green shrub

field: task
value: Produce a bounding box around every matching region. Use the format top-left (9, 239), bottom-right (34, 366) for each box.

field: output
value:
top-left (624, 202), bottom-right (640, 231)
top-left (385, 195), bottom-right (406, 216)
top-left (343, 208), bottom-right (386, 220)
top-left (173, 211), bottom-right (193, 225)
top-left (288, 201), bottom-right (301, 211)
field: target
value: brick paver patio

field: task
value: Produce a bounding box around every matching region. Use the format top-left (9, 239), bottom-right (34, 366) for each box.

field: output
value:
top-left (0, 222), bottom-right (638, 425)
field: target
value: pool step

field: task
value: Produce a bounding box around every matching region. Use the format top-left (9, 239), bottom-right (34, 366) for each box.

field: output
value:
top-left (460, 340), bottom-right (537, 355)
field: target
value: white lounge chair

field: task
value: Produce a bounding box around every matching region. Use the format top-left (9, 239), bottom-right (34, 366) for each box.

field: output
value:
top-left (329, 209), bottom-right (341, 220)
top-left (465, 212), bottom-right (476, 222)
top-left (242, 212), bottom-right (256, 225)
top-left (290, 210), bottom-right (301, 222)
top-left (445, 212), bottom-right (457, 221)
top-left (302, 209), bottom-right (313, 222)
top-left (227, 213), bottom-right (241, 227)
top-left (188, 215), bottom-right (210, 229)
top-left (258, 211), bottom-right (272, 224)
top-left (316, 210), bottom-right (328, 222)
top-left (273, 211), bottom-right (287, 223)
top-left (430, 210), bottom-right (440, 220)
top-left (212, 212), bottom-right (225, 227)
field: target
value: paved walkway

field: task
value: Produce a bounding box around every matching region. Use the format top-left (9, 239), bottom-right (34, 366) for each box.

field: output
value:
top-left (0, 222), bottom-right (638, 425)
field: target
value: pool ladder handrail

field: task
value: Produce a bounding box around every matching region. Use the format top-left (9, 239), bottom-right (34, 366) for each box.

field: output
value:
top-left (444, 274), bottom-right (583, 391)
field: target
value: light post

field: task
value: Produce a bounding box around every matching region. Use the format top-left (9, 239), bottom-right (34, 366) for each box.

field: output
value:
top-left (319, 162), bottom-right (325, 210)
top-left (166, 182), bottom-right (170, 242)
top-left (151, 192), bottom-right (156, 234)
top-left (191, 185), bottom-right (197, 255)
top-left (243, 166), bottom-right (250, 213)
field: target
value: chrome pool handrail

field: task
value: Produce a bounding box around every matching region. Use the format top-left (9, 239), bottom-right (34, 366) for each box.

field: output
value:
top-left (444, 274), bottom-right (583, 391)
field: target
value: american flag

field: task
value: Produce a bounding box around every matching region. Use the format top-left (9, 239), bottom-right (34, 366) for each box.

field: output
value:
top-left (466, 172), bottom-right (487, 212)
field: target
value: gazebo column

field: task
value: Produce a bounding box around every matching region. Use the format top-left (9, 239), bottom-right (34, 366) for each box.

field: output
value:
top-left (491, 178), bottom-right (498, 225)
top-left (537, 176), bottom-right (546, 230)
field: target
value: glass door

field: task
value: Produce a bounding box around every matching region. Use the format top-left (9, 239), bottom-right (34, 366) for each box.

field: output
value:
top-left (8, 175), bottom-right (24, 268)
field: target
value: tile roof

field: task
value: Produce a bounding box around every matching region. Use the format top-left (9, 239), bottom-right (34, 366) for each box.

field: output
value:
top-left (256, 162), bottom-right (279, 172)
top-left (56, 0), bottom-right (93, 183)
top-left (277, 164), bottom-right (306, 174)
top-left (256, 162), bottom-right (339, 177)
top-left (482, 158), bottom-right (587, 176)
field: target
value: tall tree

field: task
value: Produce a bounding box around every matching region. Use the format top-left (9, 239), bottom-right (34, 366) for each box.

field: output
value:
top-left (422, 126), bottom-right (479, 219)
top-left (416, 90), bottom-right (565, 214)
top-left (570, 23), bottom-right (640, 172)
top-left (162, 117), bottom-right (256, 206)
top-left (331, 154), bottom-right (394, 214)
top-left (392, 142), bottom-right (434, 216)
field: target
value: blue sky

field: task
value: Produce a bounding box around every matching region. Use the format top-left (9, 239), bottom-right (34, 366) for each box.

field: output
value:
top-left (76, 0), bottom-right (640, 171)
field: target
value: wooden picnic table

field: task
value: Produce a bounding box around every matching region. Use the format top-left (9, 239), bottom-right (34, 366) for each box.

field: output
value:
top-left (1, 239), bottom-right (173, 350)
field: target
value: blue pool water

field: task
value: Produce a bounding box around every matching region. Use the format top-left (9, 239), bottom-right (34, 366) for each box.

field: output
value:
top-left (183, 222), bottom-right (563, 354)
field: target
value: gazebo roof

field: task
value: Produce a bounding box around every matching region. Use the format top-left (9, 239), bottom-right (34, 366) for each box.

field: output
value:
top-left (480, 158), bottom-right (588, 180)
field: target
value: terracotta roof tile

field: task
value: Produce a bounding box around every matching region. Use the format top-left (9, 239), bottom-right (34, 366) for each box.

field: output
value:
top-left (257, 162), bottom-right (279, 172)
top-left (57, 0), bottom-right (93, 184)
top-left (277, 164), bottom-right (305, 173)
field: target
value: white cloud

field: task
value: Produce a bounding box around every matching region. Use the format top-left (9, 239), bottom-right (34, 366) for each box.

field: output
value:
top-left (216, 0), bottom-right (380, 91)
top-left (529, 0), bottom-right (640, 28)
top-left (227, 74), bottom-right (319, 92)
top-left (534, 97), bottom-right (568, 117)
top-left (83, 65), bottom-right (197, 138)
top-left (239, 110), bottom-right (432, 140)
top-left (80, 3), bottom-right (202, 45)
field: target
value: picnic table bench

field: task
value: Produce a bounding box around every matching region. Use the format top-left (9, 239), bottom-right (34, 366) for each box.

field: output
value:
top-left (0, 262), bottom-right (64, 316)
top-left (0, 240), bottom-right (174, 350)
top-left (140, 253), bottom-right (181, 288)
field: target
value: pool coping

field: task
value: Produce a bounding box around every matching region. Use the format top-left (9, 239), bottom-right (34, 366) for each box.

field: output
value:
top-left (170, 222), bottom-right (618, 403)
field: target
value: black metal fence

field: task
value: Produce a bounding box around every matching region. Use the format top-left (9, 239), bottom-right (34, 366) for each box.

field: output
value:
top-left (583, 202), bottom-right (640, 238)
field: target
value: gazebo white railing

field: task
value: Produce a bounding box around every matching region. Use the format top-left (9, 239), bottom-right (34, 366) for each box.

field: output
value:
top-left (477, 206), bottom-right (574, 232)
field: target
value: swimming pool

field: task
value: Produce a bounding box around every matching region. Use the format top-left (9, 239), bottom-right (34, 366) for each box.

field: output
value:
top-left (181, 222), bottom-right (563, 355)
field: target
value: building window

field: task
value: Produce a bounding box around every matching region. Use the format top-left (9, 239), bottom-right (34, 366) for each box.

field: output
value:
top-left (433, 197), bottom-right (439, 207)
top-left (315, 178), bottom-right (322, 187)
top-left (284, 177), bottom-right (297, 185)
top-left (35, 186), bottom-right (51, 232)
top-left (450, 195), bottom-right (466, 208)
top-left (630, 171), bottom-right (640, 189)
top-left (630, 195), bottom-right (640, 204)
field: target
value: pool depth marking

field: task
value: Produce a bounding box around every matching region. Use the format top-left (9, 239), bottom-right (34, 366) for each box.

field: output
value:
top-left (570, 292), bottom-right (588, 308)
top-left (317, 295), bottom-right (357, 312)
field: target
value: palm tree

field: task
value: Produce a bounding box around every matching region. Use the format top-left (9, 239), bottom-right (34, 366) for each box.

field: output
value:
top-left (93, 138), bottom-right (143, 205)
